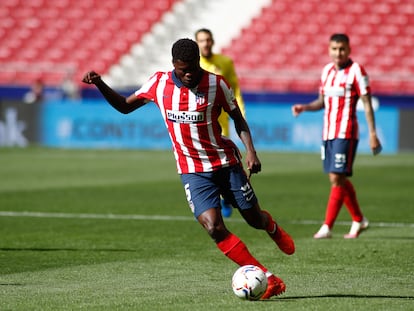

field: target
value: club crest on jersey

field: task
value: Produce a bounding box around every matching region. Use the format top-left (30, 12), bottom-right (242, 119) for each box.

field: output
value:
top-left (166, 109), bottom-right (205, 124)
top-left (195, 92), bottom-right (206, 105)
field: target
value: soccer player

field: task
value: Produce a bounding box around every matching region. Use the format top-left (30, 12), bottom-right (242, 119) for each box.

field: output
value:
top-left (82, 38), bottom-right (295, 299)
top-left (195, 28), bottom-right (246, 218)
top-left (195, 28), bottom-right (246, 137)
top-left (292, 33), bottom-right (382, 239)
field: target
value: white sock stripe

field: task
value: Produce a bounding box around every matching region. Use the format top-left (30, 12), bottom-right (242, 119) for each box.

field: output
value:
top-left (269, 223), bottom-right (277, 234)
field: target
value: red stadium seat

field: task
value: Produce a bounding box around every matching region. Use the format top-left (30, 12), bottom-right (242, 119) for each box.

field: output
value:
top-left (0, 71), bottom-right (17, 84)
top-left (240, 77), bottom-right (267, 92)
top-left (262, 79), bottom-right (291, 92)
top-left (0, 0), bottom-right (412, 95)
top-left (0, 0), bottom-right (179, 86)
top-left (224, 0), bottom-right (413, 94)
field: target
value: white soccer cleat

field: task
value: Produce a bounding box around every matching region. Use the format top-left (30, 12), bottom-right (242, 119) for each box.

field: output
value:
top-left (313, 224), bottom-right (332, 239)
top-left (344, 217), bottom-right (369, 239)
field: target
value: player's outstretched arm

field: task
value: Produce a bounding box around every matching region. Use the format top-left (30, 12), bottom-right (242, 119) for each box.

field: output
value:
top-left (82, 71), bottom-right (147, 114)
top-left (292, 94), bottom-right (325, 117)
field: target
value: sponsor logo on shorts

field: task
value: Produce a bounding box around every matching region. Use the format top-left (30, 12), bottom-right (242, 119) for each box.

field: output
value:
top-left (241, 182), bottom-right (254, 202)
top-left (334, 153), bottom-right (346, 169)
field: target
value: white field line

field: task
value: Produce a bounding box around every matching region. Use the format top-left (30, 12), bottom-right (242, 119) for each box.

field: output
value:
top-left (0, 211), bottom-right (413, 228)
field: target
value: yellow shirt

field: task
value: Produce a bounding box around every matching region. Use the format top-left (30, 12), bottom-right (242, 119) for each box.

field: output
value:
top-left (200, 54), bottom-right (245, 137)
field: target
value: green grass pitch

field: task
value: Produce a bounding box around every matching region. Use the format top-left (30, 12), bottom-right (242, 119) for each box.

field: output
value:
top-left (0, 147), bottom-right (413, 310)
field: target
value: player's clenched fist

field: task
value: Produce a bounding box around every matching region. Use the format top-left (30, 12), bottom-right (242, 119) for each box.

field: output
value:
top-left (82, 71), bottom-right (101, 84)
top-left (291, 104), bottom-right (305, 117)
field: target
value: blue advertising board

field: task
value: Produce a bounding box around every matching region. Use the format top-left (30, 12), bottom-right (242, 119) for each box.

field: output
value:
top-left (242, 103), bottom-right (398, 154)
top-left (41, 100), bottom-right (170, 149)
top-left (40, 99), bottom-right (398, 154)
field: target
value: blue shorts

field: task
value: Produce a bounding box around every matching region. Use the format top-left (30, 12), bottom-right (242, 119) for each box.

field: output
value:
top-left (180, 165), bottom-right (258, 218)
top-left (321, 139), bottom-right (358, 176)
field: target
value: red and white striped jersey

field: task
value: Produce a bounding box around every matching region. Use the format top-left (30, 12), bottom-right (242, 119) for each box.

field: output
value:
top-left (135, 70), bottom-right (241, 174)
top-left (319, 60), bottom-right (370, 140)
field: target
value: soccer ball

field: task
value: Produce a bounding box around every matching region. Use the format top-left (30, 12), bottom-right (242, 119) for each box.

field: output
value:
top-left (231, 265), bottom-right (268, 300)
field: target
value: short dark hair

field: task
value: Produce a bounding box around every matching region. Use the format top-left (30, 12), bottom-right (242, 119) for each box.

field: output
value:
top-left (195, 28), bottom-right (213, 39)
top-left (330, 33), bottom-right (350, 44)
top-left (172, 38), bottom-right (200, 62)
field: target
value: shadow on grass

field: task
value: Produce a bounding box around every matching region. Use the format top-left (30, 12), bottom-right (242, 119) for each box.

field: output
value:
top-left (0, 247), bottom-right (138, 252)
top-left (275, 294), bottom-right (414, 300)
top-left (367, 236), bottom-right (414, 240)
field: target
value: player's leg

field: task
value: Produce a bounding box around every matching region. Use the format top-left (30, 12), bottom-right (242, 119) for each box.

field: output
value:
top-left (343, 179), bottom-right (363, 221)
top-left (215, 206), bottom-right (288, 299)
top-left (180, 171), bottom-right (267, 270)
top-left (313, 172), bottom-right (346, 238)
top-left (341, 139), bottom-right (362, 220)
top-left (181, 169), bottom-right (287, 299)
top-left (197, 208), bottom-right (267, 269)
top-left (239, 205), bottom-right (295, 255)
top-left (220, 197), bottom-right (233, 218)
top-left (343, 178), bottom-right (369, 238)
top-left (314, 140), bottom-right (349, 238)
top-left (220, 165), bottom-right (295, 255)
top-left (234, 203), bottom-right (291, 299)
top-left (341, 140), bottom-right (369, 238)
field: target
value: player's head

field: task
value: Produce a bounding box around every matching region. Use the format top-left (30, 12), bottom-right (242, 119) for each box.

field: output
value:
top-left (328, 33), bottom-right (351, 69)
top-left (172, 38), bottom-right (200, 63)
top-left (330, 33), bottom-right (350, 44)
top-left (171, 38), bottom-right (202, 88)
top-left (195, 28), bottom-right (214, 58)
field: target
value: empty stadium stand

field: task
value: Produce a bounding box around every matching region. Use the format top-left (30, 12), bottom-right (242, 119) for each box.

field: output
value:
top-left (222, 0), bottom-right (414, 94)
top-left (0, 0), bottom-right (412, 95)
top-left (0, 0), bottom-right (177, 86)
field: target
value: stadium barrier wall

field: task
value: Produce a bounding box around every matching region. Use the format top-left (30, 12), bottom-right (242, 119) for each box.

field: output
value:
top-left (0, 100), bottom-right (41, 147)
top-left (0, 98), bottom-right (403, 153)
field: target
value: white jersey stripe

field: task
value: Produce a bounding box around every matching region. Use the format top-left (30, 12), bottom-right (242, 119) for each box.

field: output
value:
top-left (338, 73), bottom-right (353, 137)
top-left (135, 70), bottom-right (242, 174)
top-left (320, 61), bottom-right (370, 140)
top-left (188, 89), bottom-right (210, 171)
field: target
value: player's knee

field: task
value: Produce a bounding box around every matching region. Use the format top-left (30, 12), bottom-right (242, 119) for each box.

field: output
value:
top-left (198, 208), bottom-right (229, 242)
top-left (246, 218), bottom-right (263, 230)
top-left (241, 206), bottom-right (266, 229)
top-left (200, 219), bottom-right (227, 242)
top-left (329, 173), bottom-right (347, 186)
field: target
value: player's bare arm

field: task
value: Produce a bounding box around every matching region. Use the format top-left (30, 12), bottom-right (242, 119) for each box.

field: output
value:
top-left (82, 71), bottom-right (148, 114)
top-left (229, 108), bottom-right (261, 174)
top-left (360, 94), bottom-right (382, 154)
top-left (292, 93), bottom-right (325, 116)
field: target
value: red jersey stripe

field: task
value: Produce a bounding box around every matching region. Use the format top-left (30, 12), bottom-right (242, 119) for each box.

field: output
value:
top-left (320, 60), bottom-right (370, 140)
top-left (134, 70), bottom-right (241, 174)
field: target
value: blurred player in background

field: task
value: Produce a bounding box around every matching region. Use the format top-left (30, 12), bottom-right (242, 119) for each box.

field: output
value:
top-left (61, 70), bottom-right (80, 100)
top-left (292, 33), bottom-right (382, 239)
top-left (23, 78), bottom-right (44, 104)
top-left (195, 28), bottom-right (246, 218)
top-left (82, 38), bottom-right (295, 299)
top-left (195, 28), bottom-right (246, 136)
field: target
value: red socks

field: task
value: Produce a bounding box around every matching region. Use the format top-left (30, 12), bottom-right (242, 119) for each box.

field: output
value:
top-left (324, 180), bottom-right (364, 228)
top-left (217, 233), bottom-right (268, 273)
top-left (324, 185), bottom-right (345, 228)
top-left (262, 210), bottom-right (277, 234)
top-left (343, 179), bottom-right (363, 222)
